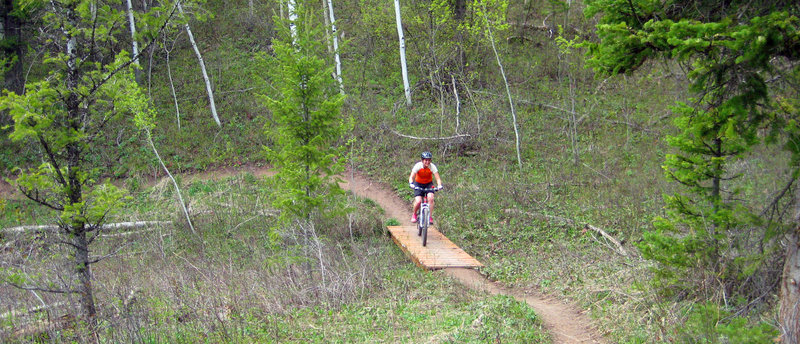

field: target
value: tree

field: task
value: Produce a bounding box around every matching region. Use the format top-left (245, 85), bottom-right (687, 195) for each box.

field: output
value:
top-left (394, 0), bottom-right (411, 105)
top-left (0, 0), bottom-right (180, 339)
top-left (583, 0), bottom-right (799, 339)
top-left (259, 2), bottom-right (350, 224)
top-left (177, 0), bottom-right (220, 127)
top-left (0, 0), bottom-right (36, 94)
top-left (325, 0), bottom-right (343, 94)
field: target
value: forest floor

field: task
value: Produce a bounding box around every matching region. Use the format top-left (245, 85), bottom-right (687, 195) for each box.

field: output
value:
top-left (0, 166), bottom-right (605, 343)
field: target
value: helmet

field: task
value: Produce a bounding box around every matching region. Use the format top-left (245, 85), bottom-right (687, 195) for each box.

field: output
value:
top-left (421, 151), bottom-right (432, 159)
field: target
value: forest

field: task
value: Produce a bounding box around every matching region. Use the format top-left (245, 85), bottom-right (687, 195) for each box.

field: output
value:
top-left (0, 0), bottom-right (798, 342)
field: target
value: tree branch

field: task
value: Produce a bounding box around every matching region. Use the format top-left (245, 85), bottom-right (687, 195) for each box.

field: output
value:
top-left (385, 126), bottom-right (470, 141)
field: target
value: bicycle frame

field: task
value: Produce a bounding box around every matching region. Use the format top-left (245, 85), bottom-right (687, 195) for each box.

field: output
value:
top-left (410, 185), bottom-right (441, 247)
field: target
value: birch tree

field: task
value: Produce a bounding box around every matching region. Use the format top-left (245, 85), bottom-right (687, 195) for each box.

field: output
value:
top-left (394, 0), bottom-right (411, 106)
top-left (0, 1), bottom-right (180, 339)
top-left (126, 0), bottom-right (140, 82)
top-left (326, 0), bottom-right (343, 94)
top-left (476, 0), bottom-right (521, 170)
top-left (177, 1), bottom-right (221, 127)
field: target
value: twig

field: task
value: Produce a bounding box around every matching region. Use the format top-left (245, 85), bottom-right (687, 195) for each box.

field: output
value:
top-left (386, 127), bottom-right (470, 141)
top-left (582, 162), bottom-right (613, 181)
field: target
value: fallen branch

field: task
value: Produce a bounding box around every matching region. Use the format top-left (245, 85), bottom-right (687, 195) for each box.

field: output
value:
top-left (386, 127), bottom-right (471, 141)
top-left (1, 301), bottom-right (67, 320)
top-left (584, 224), bottom-right (628, 257)
top-left (504, 208), bottom-right (630, 257)
top-left (2, 221), bottom-right (172, 235)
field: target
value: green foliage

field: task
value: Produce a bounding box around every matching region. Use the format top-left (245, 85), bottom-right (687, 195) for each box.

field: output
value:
top-left (677, 302), bottom-right (778, 343)
top-left (586, 0), bottom-right (798, 302)
top-left (259, 3), bottom-right (352, 223)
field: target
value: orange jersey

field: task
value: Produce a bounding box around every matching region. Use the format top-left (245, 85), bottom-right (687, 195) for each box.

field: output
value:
top-left (412, 162), bottom-right (438, 184)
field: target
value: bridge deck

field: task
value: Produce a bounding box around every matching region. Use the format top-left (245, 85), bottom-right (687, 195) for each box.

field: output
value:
top-left (387, 225), bottom-right (484, 270)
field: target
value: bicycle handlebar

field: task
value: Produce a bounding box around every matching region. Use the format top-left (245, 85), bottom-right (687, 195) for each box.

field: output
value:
top-left (409, 184), bottom-right (443, 192)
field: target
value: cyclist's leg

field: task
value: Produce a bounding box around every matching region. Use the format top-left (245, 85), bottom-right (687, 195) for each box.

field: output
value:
top-left (427, 192), bottom-right (435, 223)
top-left (411, 195), bottom-right (422, 222)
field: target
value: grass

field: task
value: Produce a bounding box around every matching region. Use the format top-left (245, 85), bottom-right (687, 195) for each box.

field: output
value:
top-left (1, 173), bottom-right (551, 343)
top-left (1, 0), bottom-right (793, 342)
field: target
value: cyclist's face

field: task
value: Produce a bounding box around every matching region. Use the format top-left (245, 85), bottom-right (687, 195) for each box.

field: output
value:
top-left (422, 158), bottom-right (431, 167)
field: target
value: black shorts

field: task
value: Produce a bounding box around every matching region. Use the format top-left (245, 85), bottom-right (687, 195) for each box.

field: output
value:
top-left (413, 182), bottom-right (435, 197)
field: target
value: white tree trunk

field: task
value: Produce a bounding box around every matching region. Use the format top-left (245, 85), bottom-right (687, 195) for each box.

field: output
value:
top-left (394, 0), bottom-right (412, 106)
top-left (126, 0), bottom-right (139, 60)
top-left (165, 35), bottom-right (181, 130)
top-left (178, 1), bottom-right (221, 127)
top-left (146, 129), bottom-right (196, 234)
top-left (327, 0), bottom-right (344, 94)
top-left (125, 0), bottom-right (142, 84)
top-left (287, 0), bottom-right (297, 44)
top-left (483, 9), bottom-right (522, 170)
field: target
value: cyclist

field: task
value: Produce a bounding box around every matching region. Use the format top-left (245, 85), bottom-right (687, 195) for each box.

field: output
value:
top-left (409, 151), bottom-right (443, 223)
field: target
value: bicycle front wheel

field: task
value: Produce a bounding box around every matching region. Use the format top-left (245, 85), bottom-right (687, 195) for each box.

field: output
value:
top-left (421, 207), bottom-right (430, 246)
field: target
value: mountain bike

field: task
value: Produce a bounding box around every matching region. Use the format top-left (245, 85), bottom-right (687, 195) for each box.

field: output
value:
top-left (410, 185), bottom-right (442, 247)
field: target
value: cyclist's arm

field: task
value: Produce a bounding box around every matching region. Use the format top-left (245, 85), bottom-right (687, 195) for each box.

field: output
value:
top-left (434, 172), bottom-right (442, 188)
top-left (409, 162), bottom-right (422, 184)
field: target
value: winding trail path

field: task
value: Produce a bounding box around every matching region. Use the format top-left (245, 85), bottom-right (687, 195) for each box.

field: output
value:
top-left (339, 171), bottom-right (604, 344)
top-left (0, 166), bottom-right (605, 343)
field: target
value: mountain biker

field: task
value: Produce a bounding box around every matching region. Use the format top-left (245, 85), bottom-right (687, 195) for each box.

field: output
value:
top-left (409, 151), bottom-right (443, 223)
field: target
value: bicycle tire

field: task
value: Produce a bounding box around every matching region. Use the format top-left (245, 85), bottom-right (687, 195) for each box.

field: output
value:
top-left (417, 207), bottom-right (423, 236)
top-left (421, 207), bottom-right (429, 246)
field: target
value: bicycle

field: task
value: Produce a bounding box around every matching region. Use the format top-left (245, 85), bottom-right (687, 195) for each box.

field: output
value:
top-left (409, 184), bottom-right (442, 247)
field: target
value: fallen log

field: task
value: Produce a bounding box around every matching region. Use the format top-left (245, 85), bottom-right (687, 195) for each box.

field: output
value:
top-left (584, 224), bottom-right (628, 257)
top-left (2, 221), bottom-right (173, 235)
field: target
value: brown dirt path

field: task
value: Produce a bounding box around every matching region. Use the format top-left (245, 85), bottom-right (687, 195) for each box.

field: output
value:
top-left (1, 167), bottom-right (605, 343)
top-left (339, 171), bottom-right (604, 344)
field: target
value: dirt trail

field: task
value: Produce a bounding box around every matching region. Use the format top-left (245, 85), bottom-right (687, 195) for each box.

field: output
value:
top-left (1, 167), bottom-right (604, 343)
top-left (339, 171), bottom-right (604, 344)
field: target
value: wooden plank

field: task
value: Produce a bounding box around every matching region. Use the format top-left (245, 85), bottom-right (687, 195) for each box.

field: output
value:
top-left (387, 225), bottom-right (484, 270)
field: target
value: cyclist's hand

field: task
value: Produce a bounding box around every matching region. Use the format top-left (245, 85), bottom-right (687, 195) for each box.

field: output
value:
top-left (437, 185), bottom-right (443, 190)
top-left (409, 183), bottom-right (415, 189)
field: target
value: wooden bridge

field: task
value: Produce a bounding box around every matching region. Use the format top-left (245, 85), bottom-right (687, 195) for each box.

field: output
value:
top-left (387, 225), bottom-right (484, 270)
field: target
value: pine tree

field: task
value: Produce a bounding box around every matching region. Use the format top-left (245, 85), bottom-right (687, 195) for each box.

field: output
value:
top-left (259, 2), bottom-right (350, 224)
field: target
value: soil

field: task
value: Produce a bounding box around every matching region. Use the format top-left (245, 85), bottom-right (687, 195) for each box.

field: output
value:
top-left (1, 167), bottom-right (605, 343)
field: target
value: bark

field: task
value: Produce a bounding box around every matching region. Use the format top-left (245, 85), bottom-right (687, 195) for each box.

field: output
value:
top-left (178, 1), bottom-right (220, 127)
top-left (780, 179), bottom-right (800, 343)
top-left (287, 0), bottom-right (297, 44)
top-left (326, 0), bottom-right (344, 94)
top-left (75, 229), bottom-right (98, 341)
top-left (394, 0), bottom-right (412, 106)
top-left (125, 0), bottom-right (141, 83)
